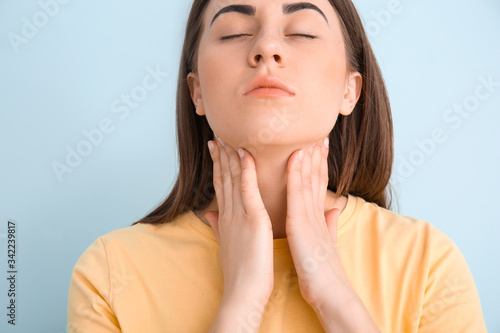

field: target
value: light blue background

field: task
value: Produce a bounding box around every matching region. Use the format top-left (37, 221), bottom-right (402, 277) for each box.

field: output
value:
top-left (1, 0), bottom-right (499, 332)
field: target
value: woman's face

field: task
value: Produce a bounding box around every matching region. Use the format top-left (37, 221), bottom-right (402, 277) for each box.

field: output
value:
top-left (188, 0), bottom-right (361, 150)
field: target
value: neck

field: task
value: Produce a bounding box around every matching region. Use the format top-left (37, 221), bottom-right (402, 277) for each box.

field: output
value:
top-left (195, 142), bottom-right (347, 239)
top-left (251, 145), bottom-right (291, 239)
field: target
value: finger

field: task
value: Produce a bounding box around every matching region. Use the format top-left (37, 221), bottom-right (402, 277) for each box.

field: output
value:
top-left (224, 142), bottom-right (244, 215)
top-left (286, 149), bottom-right (305, 219)
top-left (325, 208), bottom-right (340, 241)
top-left (216, 138), bottom-right (234, 216)
top-left (208, 140), bottom-right (225, 217)
top-left (204, 211), bottom-right (220, 244)
top-left (311, 140), bottom-right (323, 209)
top-left (239, 148), bottom-right (267, 217)
top-left (301, 144), bottom-right (315, 217)
top-left (319, 137), bottom-right (330, 211)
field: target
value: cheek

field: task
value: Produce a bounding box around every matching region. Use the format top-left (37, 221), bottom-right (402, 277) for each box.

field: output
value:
top-left (311, 48), bottom-right (346, 96)
top-left (198, 53), bottom-right (225, 99)
top-left (289, 53), bottom-right (346, 135)
top-left (299, 57), bottom-right (346, 120)
top-left (197, 48), bottom-right (241, 111)
top-left (196, 45), bottom-right (246, 134)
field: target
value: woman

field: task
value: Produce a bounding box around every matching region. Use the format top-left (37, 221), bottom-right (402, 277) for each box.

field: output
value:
top-left (67, 0), bottom-right (487, 332)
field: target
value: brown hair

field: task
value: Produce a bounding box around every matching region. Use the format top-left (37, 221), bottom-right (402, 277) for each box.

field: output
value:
top-left (131, 0), bottom-right (394, 226)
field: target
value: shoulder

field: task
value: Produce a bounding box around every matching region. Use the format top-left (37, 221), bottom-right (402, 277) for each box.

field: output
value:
top-left (75, 212), bottom-right (194, 264)
top-left (344, 195), bottom-right (463, 269)
top-left (349, 196), bottom-right (478, 293)
top-left (351, 195), bottom-right (453, 243)
top-left (345, 196), bottom-right (487, 330)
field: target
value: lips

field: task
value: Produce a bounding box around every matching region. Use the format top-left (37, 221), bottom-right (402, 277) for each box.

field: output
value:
top-left (243, 76), bottom-right (295, 98)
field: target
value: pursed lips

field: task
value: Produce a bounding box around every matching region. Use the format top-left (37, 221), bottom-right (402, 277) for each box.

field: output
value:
top-left (244, 76), bottom-right (295, 98)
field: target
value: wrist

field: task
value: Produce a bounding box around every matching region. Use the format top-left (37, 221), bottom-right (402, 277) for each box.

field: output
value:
top-left (209, 295), bottom-right (270, 333)
top-left (311, 287), bottom-right (380, 333)
top-left (220, 291), bottom-right (270, 314)
top-left (307, 272), bottom-right (352, 311)
top-left (222, 282), bottom-right (273, 308)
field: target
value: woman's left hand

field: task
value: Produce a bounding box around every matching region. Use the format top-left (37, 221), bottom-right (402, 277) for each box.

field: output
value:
top-left (285, 137), bottom-right (351, 308)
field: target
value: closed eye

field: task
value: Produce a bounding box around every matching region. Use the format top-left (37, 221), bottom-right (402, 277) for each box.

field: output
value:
top-left (220, 34), bottom-right (252, 41)
top-left (221, 33), bottom-right (317, 41)
top-left (288, 34), bottom-right (317, 39)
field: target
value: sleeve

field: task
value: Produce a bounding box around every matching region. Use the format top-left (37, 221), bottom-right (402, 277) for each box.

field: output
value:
top-left (416, 227), bottom-right (488, 332)
top-left (67, 237), bottom-right (121, 333)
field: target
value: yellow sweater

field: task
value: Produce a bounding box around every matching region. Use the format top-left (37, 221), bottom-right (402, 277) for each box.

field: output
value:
top-left (67, 194), bottom-right (487, 332)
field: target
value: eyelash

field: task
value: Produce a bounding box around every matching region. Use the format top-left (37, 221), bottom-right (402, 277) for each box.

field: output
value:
top-left (220, 34), bottom-right (317, 41)
top-left (290, 34), bottom-right (317, 39)
top-left (220, 34), bottom-right (252, 41)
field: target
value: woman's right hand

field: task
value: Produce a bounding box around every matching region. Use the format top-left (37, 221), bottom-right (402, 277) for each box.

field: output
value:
top-left (205, 135), bottom-right (274, 307)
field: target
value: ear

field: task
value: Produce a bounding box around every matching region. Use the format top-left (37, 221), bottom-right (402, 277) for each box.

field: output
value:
top-left (187, 72), bottom-right (205, 116)
top-left (339, 72), bottom-right (362, 116)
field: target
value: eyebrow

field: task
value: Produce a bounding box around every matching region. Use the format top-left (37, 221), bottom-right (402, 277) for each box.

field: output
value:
top-left (210, 2), bottom-right (329, 27)
top-left (210, 5), bottom-right (255, 26)
top-left (283, 2), bottom-right (328, 24)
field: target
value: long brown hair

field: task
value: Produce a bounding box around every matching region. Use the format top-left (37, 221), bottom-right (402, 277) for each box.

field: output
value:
top-left (131, 0), bottom-right (394, 226)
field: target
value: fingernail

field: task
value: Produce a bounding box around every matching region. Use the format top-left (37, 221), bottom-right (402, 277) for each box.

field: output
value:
top-left (324, 137), bottom-right (329, 148)
top-left (238, 148), bottom-right (244, 159)
top-left (207, 141), bottom-right (215, 153)
top-left (298, 150), bottom-right (304, 162)
top-left (217, 137), bottom-right (225, 146)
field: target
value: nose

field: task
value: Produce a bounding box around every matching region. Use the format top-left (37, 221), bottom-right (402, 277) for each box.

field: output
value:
top-left (248, 32), bottom-right (284, 68)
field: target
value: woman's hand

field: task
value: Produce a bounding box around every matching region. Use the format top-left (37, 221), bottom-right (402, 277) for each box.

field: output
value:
top-left (285, 137), bottom-right (351, 308)
top-left (205, 135), bottom-right (274, 307)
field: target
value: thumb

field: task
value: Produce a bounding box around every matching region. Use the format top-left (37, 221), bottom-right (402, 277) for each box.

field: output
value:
top-left (204, 211), bottom-right (220, 244)
top-left (325, 208), bottom-right (341, 240)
